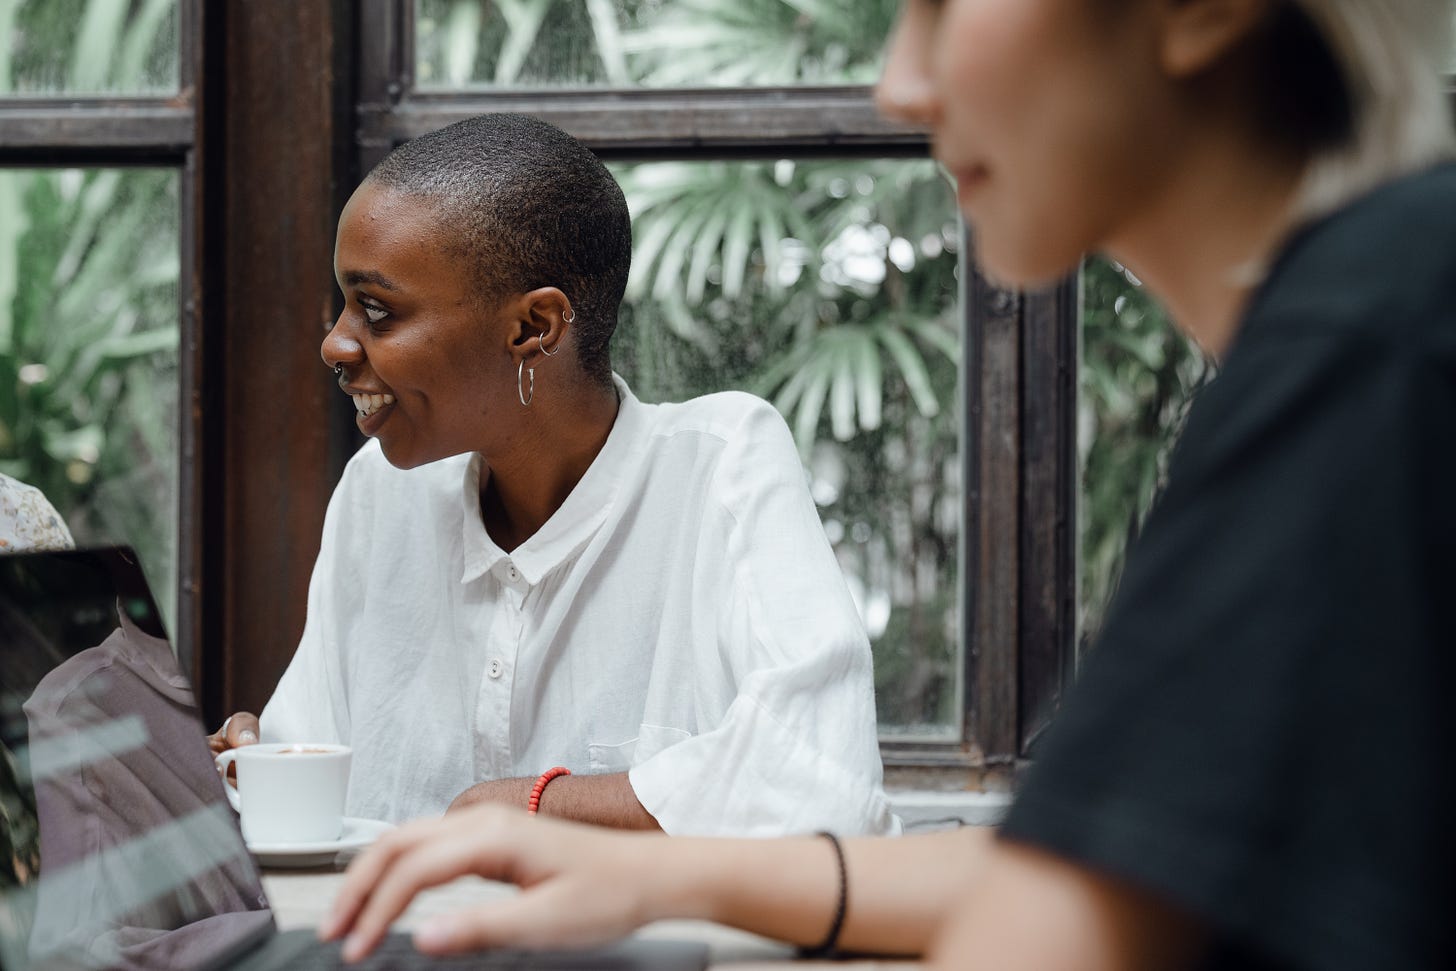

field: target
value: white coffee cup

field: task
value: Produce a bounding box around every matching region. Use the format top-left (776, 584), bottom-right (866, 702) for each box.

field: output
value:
top-left (214, 743), bottom-right (351, 845)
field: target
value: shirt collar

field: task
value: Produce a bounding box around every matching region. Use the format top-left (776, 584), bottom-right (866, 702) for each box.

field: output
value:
top-left (459, 375), bottom-right (648, 586)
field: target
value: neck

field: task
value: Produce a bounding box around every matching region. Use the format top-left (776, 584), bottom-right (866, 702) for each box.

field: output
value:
top-left (479, 375), bottom-right (620, 552)
top-left (1105, 131), bottom-right (1308, 360)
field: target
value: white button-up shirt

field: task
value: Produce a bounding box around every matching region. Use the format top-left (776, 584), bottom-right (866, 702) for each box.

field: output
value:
top-left (261, 379), bottom-right (898, 836)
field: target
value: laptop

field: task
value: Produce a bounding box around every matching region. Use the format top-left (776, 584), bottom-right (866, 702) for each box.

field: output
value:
top-left (0, 547), bottom-right (708, 971)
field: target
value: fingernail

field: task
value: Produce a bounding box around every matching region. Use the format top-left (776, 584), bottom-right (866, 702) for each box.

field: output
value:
top-left (341, 934), bottom-right (365, 962)
top-left (240, 730), bottom-right (258, 744)
top-left (414, 918), bottom-right (453, 950)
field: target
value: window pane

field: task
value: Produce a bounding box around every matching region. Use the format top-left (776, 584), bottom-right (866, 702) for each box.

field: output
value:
top-left (1, 0), bottom-right (178, 95)
top-left (0, 169), bottom-right (180, 632)
top-left (1077, 258), bottom-right (1209, 649)
top-left (415, 0), bottom-right (896, 90)
top-left (609, 158), bottom-right (963, 740)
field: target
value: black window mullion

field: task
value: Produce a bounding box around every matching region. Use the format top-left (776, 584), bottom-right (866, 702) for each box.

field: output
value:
top-left (1017, 278), bottom-right (1079, 758)
top-left (0, 100), bottom-right (192, 163)
top-left (365, 86), bottom-right (924, 156)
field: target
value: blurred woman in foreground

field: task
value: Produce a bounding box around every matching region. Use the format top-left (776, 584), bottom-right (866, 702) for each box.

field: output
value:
top-left (324, 1), bottom-right (1456, 968)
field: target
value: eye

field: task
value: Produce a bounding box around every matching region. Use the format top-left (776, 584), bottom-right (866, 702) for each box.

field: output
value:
top-left (360, 301), bottom-right (390, 327)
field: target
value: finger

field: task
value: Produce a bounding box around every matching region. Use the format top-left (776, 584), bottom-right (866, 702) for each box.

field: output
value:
top-left (226, 712), bottom-right (260, 748)
top-left (325, 815), bottom-right (480, 943)
top-left (412, 882), bottom-right (624, 956)
top-left (338, 824), bottom-right (504, 962)
top-left (322, 819), bottom-right (439, 941)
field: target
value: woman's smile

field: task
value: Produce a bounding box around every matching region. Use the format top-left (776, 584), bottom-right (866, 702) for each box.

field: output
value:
top-left (352, 391), bottom-right (395, 419)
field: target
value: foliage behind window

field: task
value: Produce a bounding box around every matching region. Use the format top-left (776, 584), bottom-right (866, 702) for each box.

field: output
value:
top-left (415, 0), bottom-right (898, 89)
top-left (1079, 259), bottom-right (1210, 650)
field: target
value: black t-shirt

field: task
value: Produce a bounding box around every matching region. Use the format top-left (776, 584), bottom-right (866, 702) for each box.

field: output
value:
top-left (1000, 163), bottom-right (1456, 970)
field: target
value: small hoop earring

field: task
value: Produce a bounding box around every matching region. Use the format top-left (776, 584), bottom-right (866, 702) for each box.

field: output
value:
top-left (518, 360), bottom-right (535, 407)
top-left (538, 333), bottom-right (560, 357)
top-left (563, 309), bottom-right (576, 324)
top-left (333, 364), bottom-right (343, 377)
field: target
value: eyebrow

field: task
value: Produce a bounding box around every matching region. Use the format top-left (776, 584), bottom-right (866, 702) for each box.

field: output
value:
top-left (341, 269), bottom-right (400, 292)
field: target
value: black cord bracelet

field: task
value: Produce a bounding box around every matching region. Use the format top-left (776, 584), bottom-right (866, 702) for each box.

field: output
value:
top-left (799, 830), bottom-right (848, 959)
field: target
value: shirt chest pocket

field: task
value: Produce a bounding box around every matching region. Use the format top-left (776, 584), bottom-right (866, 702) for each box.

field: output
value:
top-left (588, 723), bottom-right (693, 772)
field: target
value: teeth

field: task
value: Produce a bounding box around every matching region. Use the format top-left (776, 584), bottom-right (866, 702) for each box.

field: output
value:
top-left (351, 392), bottom-right (396, 418)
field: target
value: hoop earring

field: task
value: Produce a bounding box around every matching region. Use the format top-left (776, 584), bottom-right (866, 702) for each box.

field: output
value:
top-left (333, 364), bottom-right (343, 377)
top-left (518, 360), bottom-right (535, 407)
top-left (538, 333), bottom-right (560, 357)
top-left (563, 309), bottom-right (576, 324)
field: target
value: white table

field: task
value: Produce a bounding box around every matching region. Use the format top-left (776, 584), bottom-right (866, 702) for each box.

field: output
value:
top-left (262, 867), bottom-right (920, 970)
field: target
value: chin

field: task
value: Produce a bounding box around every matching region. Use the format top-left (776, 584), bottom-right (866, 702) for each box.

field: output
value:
top-left (378, 437), bottom-right (473, 472)
top-left (973, 237), bottom-right (1083, 292)
top-left (375, 438), bottom-right (431, 471)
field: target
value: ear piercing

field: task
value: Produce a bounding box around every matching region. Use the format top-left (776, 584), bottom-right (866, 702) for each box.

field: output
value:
top-left (536, 308), bottom-right (572, 356)
top-left (333, 364), bottom-right (344, 377)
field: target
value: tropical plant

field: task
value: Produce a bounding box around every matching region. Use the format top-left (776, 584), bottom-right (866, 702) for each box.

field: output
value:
top-left (0, 0), bottom-right (181, 624)
top-left (1078, 259), bottom-right (1210, 648)
top-left (415, 0), bottom-right (897, 88)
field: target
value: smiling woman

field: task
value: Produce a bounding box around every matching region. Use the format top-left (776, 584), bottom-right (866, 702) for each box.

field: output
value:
top-left (213, 113), bottom-right (899, 842)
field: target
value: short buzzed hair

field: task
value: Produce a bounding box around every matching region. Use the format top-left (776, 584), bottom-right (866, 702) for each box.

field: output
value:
top-left (367, 113), bottom-right (632, 385)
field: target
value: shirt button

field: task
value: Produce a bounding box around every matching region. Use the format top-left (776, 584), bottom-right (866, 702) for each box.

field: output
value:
top-left (506, 565), bottom-right (519, 582)
top-left (487, 659), bottom-right (504, 679)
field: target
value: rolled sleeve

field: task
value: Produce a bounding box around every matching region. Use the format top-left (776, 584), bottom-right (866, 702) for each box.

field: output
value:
top-left (631, 398), bottom-right (898, 836)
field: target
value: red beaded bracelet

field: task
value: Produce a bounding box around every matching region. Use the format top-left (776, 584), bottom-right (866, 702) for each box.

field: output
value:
top-left (527, 766), bottom-right (571, 815)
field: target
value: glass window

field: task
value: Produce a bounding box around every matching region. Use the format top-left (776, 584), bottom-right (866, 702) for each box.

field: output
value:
top-left (1077, 258), bottom-right (1209, 649)
top-left (414, 0), bottom-right (896, 90)
top-left (0, 168), bottom-right (180, 631)
top-left (1, 0), bottom-right (178, 96)
top-left (609, 157), bottom-right (963, 739)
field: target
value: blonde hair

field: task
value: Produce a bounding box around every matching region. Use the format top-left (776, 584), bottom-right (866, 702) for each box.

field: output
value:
top-left (1292, 0), bottom-right (1455, 219)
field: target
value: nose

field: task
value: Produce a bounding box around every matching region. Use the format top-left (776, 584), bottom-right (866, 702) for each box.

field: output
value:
top-left (321, 315), bottom-right (363, 375)
top-left (875, 4), bottom-right (941, 128)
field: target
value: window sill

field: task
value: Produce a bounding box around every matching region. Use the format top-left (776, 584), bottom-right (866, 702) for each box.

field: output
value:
top-left (888, 789), bottom-right (1012, 830)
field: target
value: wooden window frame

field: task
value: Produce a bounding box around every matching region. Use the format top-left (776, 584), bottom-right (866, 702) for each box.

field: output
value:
top-left (10, 1), bottom-right (1454, 781)
top-left (0, 1), bottom-right (1106, 780)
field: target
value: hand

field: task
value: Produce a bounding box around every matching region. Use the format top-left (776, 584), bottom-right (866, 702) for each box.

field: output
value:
top-left (206, 711), bottom-right (260, 754)
top-left (319, 805), bottom-right (665, 962)
top-left (206, 712), bottom-right (260, 787)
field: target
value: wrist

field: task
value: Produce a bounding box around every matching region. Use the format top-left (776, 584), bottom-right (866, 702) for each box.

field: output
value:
top-left (637, 837), bottom-right (723, 924)
top-left (527, 766), bottom-right (571, 815)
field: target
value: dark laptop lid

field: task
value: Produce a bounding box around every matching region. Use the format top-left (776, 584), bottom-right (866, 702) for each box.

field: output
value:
top-left (0, 547), bottom-right (275, 971)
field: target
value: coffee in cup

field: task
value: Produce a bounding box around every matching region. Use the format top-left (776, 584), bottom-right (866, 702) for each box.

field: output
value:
top-left (213, 743), bottom-right (351, 845)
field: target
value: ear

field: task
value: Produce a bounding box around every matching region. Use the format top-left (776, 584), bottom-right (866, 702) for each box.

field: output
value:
top-left (1157, 0), bottom-right (1273, 78)
top-left (505, 287), bottom-right (575, 364)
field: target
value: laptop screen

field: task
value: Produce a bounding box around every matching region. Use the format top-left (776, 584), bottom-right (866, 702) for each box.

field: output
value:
top-left (0, 548), bottom-right (274, 971)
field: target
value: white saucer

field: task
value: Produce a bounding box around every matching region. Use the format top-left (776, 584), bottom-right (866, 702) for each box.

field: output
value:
top-left (247, 817), bottom-right (393, 869)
